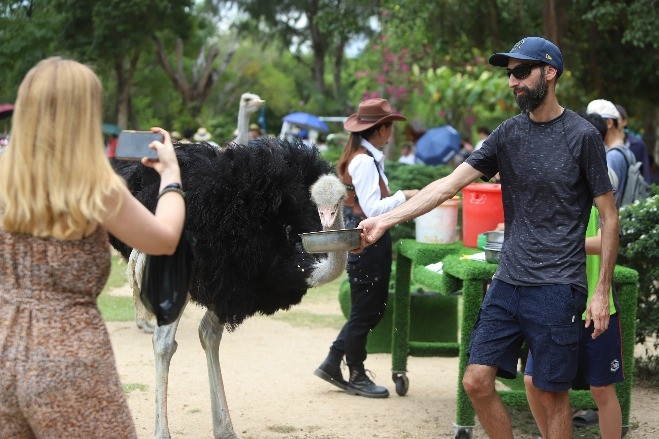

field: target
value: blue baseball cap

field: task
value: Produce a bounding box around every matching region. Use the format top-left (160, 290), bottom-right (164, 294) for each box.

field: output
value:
top-left (489, 37), bottom-right (564, 77)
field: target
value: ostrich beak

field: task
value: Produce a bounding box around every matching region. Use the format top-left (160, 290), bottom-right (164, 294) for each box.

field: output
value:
top-left (318, 206), bottom-right (338, 230)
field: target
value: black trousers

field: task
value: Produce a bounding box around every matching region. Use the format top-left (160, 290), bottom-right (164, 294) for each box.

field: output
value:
top-left (331, 208), bottom-right (392, 366)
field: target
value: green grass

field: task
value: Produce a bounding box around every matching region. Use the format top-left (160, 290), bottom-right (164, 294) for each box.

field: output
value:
top-left (122, 382), bottom-right (148, 394)
top-left (266, 425), bottom-right (298, 434)
top-left (97, 255), bottom-right (133, 322)
top-left (103, 255), bottom-right (129, 292)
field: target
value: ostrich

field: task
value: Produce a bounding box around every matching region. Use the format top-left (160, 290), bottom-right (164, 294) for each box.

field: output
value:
top-left (232, 92), bottom-right (265, 146)
top-left (119, 91), bottom-right (264, 334)
top-left (109, 138), bottom-right (349, 439)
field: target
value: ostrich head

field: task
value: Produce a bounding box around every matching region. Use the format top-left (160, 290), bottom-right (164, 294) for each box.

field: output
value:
top-left (234, 92), bottom-right (265, 145)
top-left (307, 173), bottom-right (349, 287)
top-left (310, 174), bottom-right (346, 230)
top-left (239, 92), bottom-right (265, 115)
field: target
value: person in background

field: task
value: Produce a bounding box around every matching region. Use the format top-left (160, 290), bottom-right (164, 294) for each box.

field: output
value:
top-left (0, 56), bottom-right (186, 438)
top-left (587, 99), bottom-right (635, 209)
top-left (398, 141), bottom-right (417, 165)
top-left (248, 123), bottom-right (262, 140)
top-left (170, 130), bottom-right (182, 143)
top-left (353, 37), bottom-right (617, 438)
top-left (316, 133), bottom-right (328, 152)
top-left (193, 127), bottom-right (212, 143)
top-left (180, 127), bottom-right (195, 143)
top-left (106, 133), bottom-right (118, 158)
top-left (615, 103), bottom-right (651, 183)
top-left (313, 98), bottom-right (418, 398)
top-left (298, 129), bottom-right (312, 147)
top-left (0, 134), bottom-right (7, 155)
top-left (649, 154), bottom-right (659, 185)
top-left (474, 126), bottom-right (491, 151)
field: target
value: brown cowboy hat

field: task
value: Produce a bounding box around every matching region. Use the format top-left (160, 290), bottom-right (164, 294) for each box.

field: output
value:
top-left (343, 98), bottom-right (406, 133)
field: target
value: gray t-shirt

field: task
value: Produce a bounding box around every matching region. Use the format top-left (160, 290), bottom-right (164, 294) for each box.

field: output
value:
top-left (606, 145), bottom-right (636, 208)
top-left (466, 109), bottom-right (612, 294)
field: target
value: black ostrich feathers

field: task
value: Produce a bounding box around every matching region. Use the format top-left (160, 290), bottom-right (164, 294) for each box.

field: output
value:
top-left (109, 138), bottom-right (336, 330)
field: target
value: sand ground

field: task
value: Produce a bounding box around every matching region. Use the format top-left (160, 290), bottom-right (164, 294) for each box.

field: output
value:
top-left (107, 284), bottom-right (658, 439)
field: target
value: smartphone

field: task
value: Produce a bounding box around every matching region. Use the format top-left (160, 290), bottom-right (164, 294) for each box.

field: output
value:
top-left (115, 130), bottom-right (163, 161)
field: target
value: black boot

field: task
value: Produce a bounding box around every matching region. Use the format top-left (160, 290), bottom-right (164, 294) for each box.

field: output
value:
top-left (314, 349), bottom-right (347, 390)
top-left (346, 364), bottom-right (389, 398)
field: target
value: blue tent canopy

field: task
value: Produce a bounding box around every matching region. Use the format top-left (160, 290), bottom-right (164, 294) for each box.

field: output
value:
top-left (282, 112), bottom-right (329, 132)
top-left (415, 125), bottom-right (461, 165)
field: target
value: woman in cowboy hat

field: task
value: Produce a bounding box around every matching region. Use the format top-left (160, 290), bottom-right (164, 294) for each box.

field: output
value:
top-left (313, 98), bottom-right (418, 398)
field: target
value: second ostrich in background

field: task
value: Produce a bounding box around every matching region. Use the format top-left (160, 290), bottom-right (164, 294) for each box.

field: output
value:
top-left (232, 92), bottom-right (265, 145)
top-left (110, 138), bottom-right (349, 439)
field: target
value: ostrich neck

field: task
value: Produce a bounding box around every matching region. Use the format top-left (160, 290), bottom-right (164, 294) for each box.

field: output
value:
top-left (235, 104), bottom-right (251, 146)
top-left (307, 213), bottom-right (347, 287)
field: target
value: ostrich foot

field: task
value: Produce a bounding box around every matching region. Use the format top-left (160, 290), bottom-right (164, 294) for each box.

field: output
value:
top-left (136, 318), bottom-right (155, 333)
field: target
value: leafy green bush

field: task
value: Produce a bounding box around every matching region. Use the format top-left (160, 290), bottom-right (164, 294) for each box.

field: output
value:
top-left (618, 185), bottom-right (659, 366)
top-left (319, 144), bottom-right (342, 166)
top-left (386, 162), bottom-right (453, 243)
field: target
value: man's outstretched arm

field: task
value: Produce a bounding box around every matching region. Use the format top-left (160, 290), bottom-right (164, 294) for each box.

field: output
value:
top-left (355, 162), bottom-right (484, 250)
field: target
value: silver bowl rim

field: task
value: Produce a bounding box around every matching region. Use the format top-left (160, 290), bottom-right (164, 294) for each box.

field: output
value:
top-left (299, 228), bottom-right (363, 237)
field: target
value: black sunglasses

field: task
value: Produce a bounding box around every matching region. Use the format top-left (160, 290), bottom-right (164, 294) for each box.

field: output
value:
top-left (505, 63), bottom-right (544, 80)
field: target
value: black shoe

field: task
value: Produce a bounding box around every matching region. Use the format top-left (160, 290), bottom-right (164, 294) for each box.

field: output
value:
top-left (346, 365), bottom-right (389, 398)
top-left (314, 349), bottom-right (347, 390)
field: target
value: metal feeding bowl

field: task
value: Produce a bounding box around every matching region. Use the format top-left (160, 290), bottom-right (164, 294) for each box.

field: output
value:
top-left (484, 230), bottom-right (504, 244)
top-left (300, 228), bottom-right (362, 254)
top-left (483, 245), bottom-right (501, 264)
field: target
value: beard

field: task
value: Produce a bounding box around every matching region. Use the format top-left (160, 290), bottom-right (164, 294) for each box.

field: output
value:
top-left (514, 69), bottom-right (548, 113)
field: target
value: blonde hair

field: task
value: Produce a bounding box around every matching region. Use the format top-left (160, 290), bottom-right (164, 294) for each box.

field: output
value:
top-left (0, 57), bottom-right (125, 239)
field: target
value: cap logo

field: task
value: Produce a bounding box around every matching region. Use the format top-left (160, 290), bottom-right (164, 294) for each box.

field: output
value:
top-left (512, 39), bottom-right (525, 52)
top-left (546, 54), bottom-right (553, 60)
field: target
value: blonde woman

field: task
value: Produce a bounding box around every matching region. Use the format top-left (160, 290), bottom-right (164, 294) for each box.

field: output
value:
top-left (0, 57), bottom-right (185, 437)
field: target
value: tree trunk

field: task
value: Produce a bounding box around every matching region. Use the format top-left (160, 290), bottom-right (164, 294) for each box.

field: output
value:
top-left (308, 1), bottom-right (327, 95)
top-left (114, 50), bottom-right (141, 129)
top-left (332, 39), bottom-right (346, 101)
top-left (155, 37), bottom-right (235, 121)
top-left (543, 0), bottom-right (567, 46)
top-left (486, 0), bottom-right (501, 48)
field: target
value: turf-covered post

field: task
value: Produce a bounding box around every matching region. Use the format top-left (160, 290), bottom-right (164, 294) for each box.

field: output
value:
top-left (613, 265), bottom-right (639, 428)
top-left (392, 242), bottom-right (412, 373)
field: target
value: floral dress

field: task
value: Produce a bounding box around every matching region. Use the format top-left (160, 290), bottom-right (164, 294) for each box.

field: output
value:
top-left (0, 226), bottom-right (137, 438)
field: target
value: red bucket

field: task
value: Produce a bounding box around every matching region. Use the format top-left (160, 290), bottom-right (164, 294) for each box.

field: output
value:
top-left (461, 183), bottom-right (504, 248)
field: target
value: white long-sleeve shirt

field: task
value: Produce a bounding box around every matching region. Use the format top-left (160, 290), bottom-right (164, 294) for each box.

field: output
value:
top-left (348, 139), bottom-right (407, 218)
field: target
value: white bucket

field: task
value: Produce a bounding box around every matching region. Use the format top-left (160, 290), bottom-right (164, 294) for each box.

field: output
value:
top-left (414, 197), bottom-right (460, 244)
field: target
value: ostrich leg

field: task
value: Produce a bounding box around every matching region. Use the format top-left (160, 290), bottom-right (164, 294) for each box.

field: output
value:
top-left (198, 309), bottom-right (240, 439)
top-left (127, 250), bottom-right (155, 333)
top-left (153, 298), bottom-right (189, 439)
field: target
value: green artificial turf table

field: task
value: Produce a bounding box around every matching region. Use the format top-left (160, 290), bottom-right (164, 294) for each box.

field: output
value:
top-left (391, 238), bottom-right (639, 434)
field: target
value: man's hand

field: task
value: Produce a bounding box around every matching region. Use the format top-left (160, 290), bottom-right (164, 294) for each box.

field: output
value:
top-left (584, 284), bottom-right (610, 339)
top-left (351, 217), bottom-right (387, 253)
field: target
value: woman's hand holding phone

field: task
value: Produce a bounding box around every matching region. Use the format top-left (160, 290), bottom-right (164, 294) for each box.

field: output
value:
top-left (141, 128), bottom-right (181, 186)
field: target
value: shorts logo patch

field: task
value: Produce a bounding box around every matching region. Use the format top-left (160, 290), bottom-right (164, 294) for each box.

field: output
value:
top-left (610, 359), bottom-right (620, 373)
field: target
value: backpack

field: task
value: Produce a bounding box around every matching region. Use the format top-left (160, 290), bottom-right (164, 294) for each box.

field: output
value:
top-left (609, 147), bottom-right (649, 206)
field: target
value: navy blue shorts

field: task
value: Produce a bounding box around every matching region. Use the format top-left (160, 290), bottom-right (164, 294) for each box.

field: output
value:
top-left (525, 313), bottom-right (624, 389)
top-left (468, 279), bottom-right (587, 391)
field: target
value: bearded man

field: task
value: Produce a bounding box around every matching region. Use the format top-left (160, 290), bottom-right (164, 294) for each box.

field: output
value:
top-left (353, 37), bottom-right (619, 439)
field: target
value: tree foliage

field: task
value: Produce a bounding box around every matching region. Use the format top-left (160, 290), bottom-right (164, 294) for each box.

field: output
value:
top-left (207, 0), bottom-right (379, 114)
top-left (618, 185), bottom-right (659, 361)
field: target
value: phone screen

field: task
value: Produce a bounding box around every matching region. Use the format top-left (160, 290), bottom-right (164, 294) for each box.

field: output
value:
top-left (115, 131), bottom-right (162, 161)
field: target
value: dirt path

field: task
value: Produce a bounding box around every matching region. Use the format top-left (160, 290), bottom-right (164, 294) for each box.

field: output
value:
top-left (107, 285), bottom-right (658, 439)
